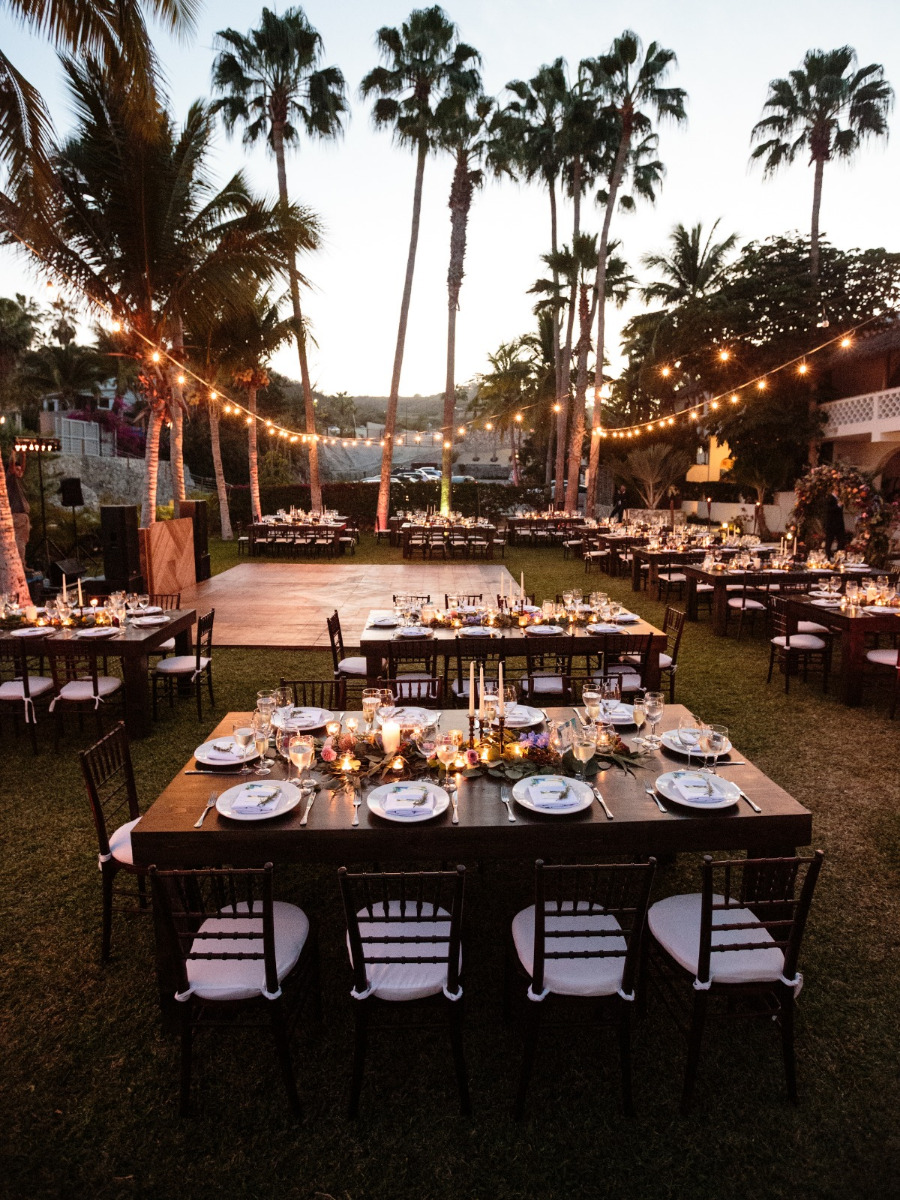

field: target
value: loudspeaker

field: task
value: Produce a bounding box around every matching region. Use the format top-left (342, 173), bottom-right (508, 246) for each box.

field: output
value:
top-left (60, 477), bottom-right (84, 507)
top-left (100, 504), bottom-right (144, 591)
top-left (49, 558), bottom-right (85, 588)
top-left (180, 499), bottom-right (211, 582)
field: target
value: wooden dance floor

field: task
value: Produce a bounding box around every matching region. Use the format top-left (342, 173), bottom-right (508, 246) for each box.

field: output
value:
top-left (178, 562), bottom-right (518, 649)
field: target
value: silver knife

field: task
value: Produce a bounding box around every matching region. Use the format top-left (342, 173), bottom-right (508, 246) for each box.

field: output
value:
top-left (592, 787), bottom-right (614, 819)
top-left (299, 790), bottom-right (316, 825)
top-left (185, 769), bottom-right (249, 776)
top-left (734, 786), bottom-right (762, 814)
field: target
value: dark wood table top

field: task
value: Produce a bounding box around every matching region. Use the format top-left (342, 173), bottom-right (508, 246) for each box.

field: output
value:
top-left (786, 595), bottom-right (900, 631)
top-left (358, 610), bottom-right (665, 650)
top-left (684, 564), bottom-right (875, 586)
top-left (131, 706), bottom-right (813, 869)
top-left (0, 608), bottom-right (196, 655)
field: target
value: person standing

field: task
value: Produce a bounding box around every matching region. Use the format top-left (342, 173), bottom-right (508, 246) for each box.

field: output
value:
top-left (824, 487), bottom-right (847, 553)
top-left (610, 485), bottom-right (628, 522)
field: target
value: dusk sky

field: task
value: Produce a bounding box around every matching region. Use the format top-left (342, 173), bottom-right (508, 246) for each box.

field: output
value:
top-left (1, 0), bottom-right (898, 398)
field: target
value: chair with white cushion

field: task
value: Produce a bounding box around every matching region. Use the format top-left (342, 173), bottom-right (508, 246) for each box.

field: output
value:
top-left (149, 863), bottom-right (319, 1117)
top-left (767, 597), bottom-right (830, 693)
top-left (646, 851), bottom-right (824, 1112)
top-left (152, 609), bottom-right (215, 720)
top-left (521, 640), bottom-right (575, 704)
top-left (585, 633), bottom-right (653, 696)
top-left (510, 859), bottom-right (657, 1118)
top-left (327, 609), bottom-right (368, 680)
top-left (47, 643), bottom-right (122, 745)
top-left (0, 639), bottom-right (54, 753)
top-left (865, 645), bottom-right (900, 716)
top-left (146, 592), bottom-right (181, 660)
top-left (725, 581), bottom-right (768, 639)
top-left (338, 865), bottom-right (469, 1117)
top-left (79, 722), bottom-right (149, 962)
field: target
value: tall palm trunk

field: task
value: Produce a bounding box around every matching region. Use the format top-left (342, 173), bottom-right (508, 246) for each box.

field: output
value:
top-left (272, 120), bottom-right (321, 511)
top-left (170, 319), bottom-right (187, 517)
top-left (548, 174), bottom-right (563, 410)
top-left (377, 140), bottom-right (428, 532)
top-left (247, 385), bottom-right (261, 523)
top-left (441, 150), bottom-right (472, 515)
top-left (0, 457), bottom-right (29, 603)
top-left (142, 409), bottom-right (162, 527)
top-left (585, 384), bottom-right (604, 518)
top-left (564, 281), bottom-right (597, 513)
top-left (510, 423), bottom-right (520, 484)
top-left (208, 400), bottom-right (233, 539)
top-left (809, 154), bottom-right (825, 282)
top-left (554, 156), bottom-right (582, 508)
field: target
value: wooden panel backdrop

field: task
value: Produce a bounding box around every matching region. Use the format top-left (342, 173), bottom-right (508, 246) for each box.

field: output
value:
top-left (140, 518), bottom-right (196, 595)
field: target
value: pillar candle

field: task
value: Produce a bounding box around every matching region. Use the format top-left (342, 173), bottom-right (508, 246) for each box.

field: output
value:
top-left (479, 665), bottom-right (484, 720)
top-left (62, 574), bottom-right (67, 603)
top-left (498, 662), bottom-right (505, 716)
top-left (381, 720), bottom-right (401, 756)
top-left (520, 572), bottom-right (525, 601)
top-left (468, 661), bottom-right (475, 716)
top-left (77, 578), bottom-right (83, 608)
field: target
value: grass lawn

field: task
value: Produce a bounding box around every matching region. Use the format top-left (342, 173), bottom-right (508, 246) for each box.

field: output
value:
top-left (2, 534), bottom-right (899, 1200)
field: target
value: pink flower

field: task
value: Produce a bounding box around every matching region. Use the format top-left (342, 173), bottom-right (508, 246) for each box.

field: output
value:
top-left (465, 748), bottom-right (480, 767)
top-left (321, 745), bottom-right (337, 762)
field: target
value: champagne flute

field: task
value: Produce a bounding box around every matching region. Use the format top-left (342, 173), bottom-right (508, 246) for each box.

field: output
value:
top-left (572, 727), bottom-right (596, 781)
top-left (252, 712), bottom-right (272, 775)
top-left (631, 695), bottom-right (646, 749)
top-left (643, 691), bottom-right (664, 748)
top-left (362, 688), bottom-right (380, 732)
top-left (289, 733), bottom-right (315, 786)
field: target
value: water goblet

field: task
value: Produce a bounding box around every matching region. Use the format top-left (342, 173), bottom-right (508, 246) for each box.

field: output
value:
top-left (232, 721), bottom-right (255, 775)
top-left (582, 686), bottom-right (601, 723)
top-left (362, 688), bottom-right (381, 732)
top-left (677, 714), bottom-right (702, 768)
top-left (572, 727), bottom-right (597, 781)
top-left (288, 733), bottom-right (315, 786)
top-left (643, 691), bottom-right (665, 748)
top-left (435, 733), bottom-right (458, 786)
top-left (705, 724), bottom-right (729, 775)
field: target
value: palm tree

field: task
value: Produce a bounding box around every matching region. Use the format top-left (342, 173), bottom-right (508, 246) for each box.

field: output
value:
top-left (751, 47), bottom-right (893, 280)
top-left (640, 219), bottom-right (737, 305)
top-left (20, 341), bottom-right (106, 407)
top-left (3, 56), bottom-right (316, 526)
top-left (585, 31), bottom-right (687, 415)
top-left (211, 6), bottom-right (347, 514)
top-left (360, 5), bottom-right (480, 532)
top-left (0, 455), bottom-right (29, 601)
top-left (620, 443), bottom-right (692, 509)
top-left (435, 85), bottom-right (494, 514)
top-left (0, 0), bottom-right (197, 195)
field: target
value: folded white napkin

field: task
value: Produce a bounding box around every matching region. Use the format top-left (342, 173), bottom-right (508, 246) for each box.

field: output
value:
top-left (382, 784), bottom-right (434, 816)
top-left (676, 728), bottom-right (702, 751)
top-left (525, 625), bottom-right (563, 636)
top-left (398, 627), bottom-right (430, 638)
top-left (284, 708), bottom-right (324, 728)
top-left (370, 617), bottom-right (399, 627)
top-left (588, 623), bottom-right (620, 634)
top-left (205, 745), bottom-right (245, 763)
top-left (614, 613), bottom-right (639, 622)
top-left (671, 772), bottom-right (728, 804)
top-left (527, 777), bottom-right (575, 808)
top-left (605, 704), bottom-right (632, 719)
top-left (499, 704), bottom-right (534, 727)
top-left (230, 783), bottom-right (282, 814)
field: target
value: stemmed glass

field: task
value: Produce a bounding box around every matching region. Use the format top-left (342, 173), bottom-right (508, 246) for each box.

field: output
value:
top-left (678, 714), bottom-right (701, 768)
top-left (631, 695), bottom-right (646, 749)
top-left (643, 692), bottom-right (665, 748)
top-left (582, 685), bottom-right (601, 723)
top-left (362, 688), bottom-right (381, 732)
top-left (252, 712), bottom-right (272, 775)
top-left (288, 733), bottom-right (315, 786)
top-left (414, 723), bottom-right (439, 779)
top-left (137, 594), bottom-right (150, 613)
top-left (703, 724), bottom-right (729, 775)
top-left (377, 688), bottom-right (396, 724)
top-left (232, 720), bottom-right (255, 775)
top-left (572, 727), bottom-right (597, 781)
top-left (598, 678), bottom-right (621, 720)
top-left (435, 733), bottom-right (458, 787)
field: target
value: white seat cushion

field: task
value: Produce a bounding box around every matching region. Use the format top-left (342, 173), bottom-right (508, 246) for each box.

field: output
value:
top-left (625, 652), bottom-right (671, 669)
top-left (57, 676), bottom-right (121, 702)
top-left (695, 583), bottom-right (714, 593)
top-left (728, 597), bottom-right (765, 611)
top-left (658, 572), bottom-right (686, 583)
top-left (350, 901), bottom-right (458, 1002)
top-left (527, 670), bottom-right (565, 694)
top-left (604, 665), bottom-right (642, 690)
top-left (186, 901), bottom-right (309, 1002)
top-left (512, 903), bottom-right (627, 997)
top-left (337, 656), bottom-right (368, 676)
top-left (155, 655), bottom-right (210, 675)
top-left (154, 637), bottom-right (176, 652)
top-left (770, 634), bottom-right (826, 650)
top-left (0, 675), bottom-right (54, 700)
top-left (797, 621), bottom-right (830, 635)
top-left (866, 648), bottom-right (900, 667)
top-left (649, 892), bottom-right (784, 986)
top-left (108, 816), bottom-right (141, 866)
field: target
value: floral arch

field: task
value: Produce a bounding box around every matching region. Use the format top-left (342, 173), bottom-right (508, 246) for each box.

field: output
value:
top-left (792, 463), bottom-right (898, 565)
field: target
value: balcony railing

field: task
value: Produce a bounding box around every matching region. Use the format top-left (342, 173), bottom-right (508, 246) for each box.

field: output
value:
top-left (821, 387), bottom-right (900, 441)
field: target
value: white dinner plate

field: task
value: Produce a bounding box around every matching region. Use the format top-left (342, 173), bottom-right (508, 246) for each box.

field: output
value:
top-left (601, 703), bottom-right (635, 726)
top-left (366, 780), bottom-right (449, 823)
top-left (395, 627), bottom-right (433, 638)
top-left (216, 780), bottom-right (302, 821)
top-left (131, 615), bottom-right (169, 627)
top-left (490, 704), bottom-right (543, 729)
top-left (660, 728), bottom-right (733, 759)
top-left (194, 737), bottom-right (258, 767)
top-left (271, 705), bottom-right (333, 731)
top-left (864, 605), bottom-right (899, 614)
top-left (368, 617), bottom-right (400, 628)
top-left (811, 598), bottom-right (842, 607)
top-left (459, 626), bottom-right (493, 637)
top-left (613, 613), bottom-right (641, 624)
top-left (654, 769), bottom-right (740, 810)
top-left (512, 774), bottom-right (593, 814)
top-left (76, 626), bottom-right (119, 638)
top-left (587, 623), bottom-right (621, 634)
top-left (524, 624), bottom-right (565, 636)
top-left (11, 626), bottom-right (51, 638)
top-left (378, 705), bottom-right (434, 726)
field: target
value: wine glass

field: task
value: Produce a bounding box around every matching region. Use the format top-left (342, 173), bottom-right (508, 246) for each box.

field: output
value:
top-left (598, 677), bottom-right (621, 720)
top-left (572, 727), bottom-right (596, 781)
top-left (256, 693), bottom-right (277, 726)
top-left (414, 724), bottom-right (439, 779)
top-left (678, 714), bottom-right (701, 768)
top-left (288, 733), bottom-right (315, 786)
top-left (138, 594), bottom-right (150, 613)
top-left (643, 692), bottom-right (664, 748)
top-left (705, 724), bottom-right (729, 775)
top-left (582, 686), bottom-right (601, 723)
top-left (251, 712), bottom-right (272, 775)
top-left (232, 721), bottom-right (255, 775)
top-left (377, 688), bottom-right (396, 724)
top-left (362, 688), bottom-right (381, 732)
top-left (435, 733), bottom-right (458, 786)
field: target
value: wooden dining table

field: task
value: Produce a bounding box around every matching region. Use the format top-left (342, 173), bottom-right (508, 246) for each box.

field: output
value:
top-left (0, 608), bottom-right (195, 738)
top-left (786, 595), bottom-right (900, 706)
top-left (358, 609), bottom-right (667, 690)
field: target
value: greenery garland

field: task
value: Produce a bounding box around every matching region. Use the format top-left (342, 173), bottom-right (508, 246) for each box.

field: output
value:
top-left (792, 463), bottom-right (898, 566)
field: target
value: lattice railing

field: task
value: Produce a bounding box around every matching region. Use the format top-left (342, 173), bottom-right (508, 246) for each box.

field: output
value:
top-left (821, 387), bottom-right (900, 435)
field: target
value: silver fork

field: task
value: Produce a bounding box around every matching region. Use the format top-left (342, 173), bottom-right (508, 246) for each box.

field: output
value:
top-left (500, 786), bottom-right (516, 822)
top-left (644, 785), bottom-right (667, 814)
top-left (194, 791), bottom-right (218, 827)
top-left (351, 782), bottom-right (362, 827)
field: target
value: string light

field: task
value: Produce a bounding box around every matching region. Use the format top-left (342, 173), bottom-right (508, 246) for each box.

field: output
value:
top-left (757, 379), bottom-right (766, 390)
top-left (150, 350), bottom-right (161, 363)
top-left (798, 362), bottom-right (808, 375)
top-left (660, 366), bottom-right (671, 377)
top-left (840, 337), bottom-right (852, 348)
top-left (718, 349), bottom-right (730, 361)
